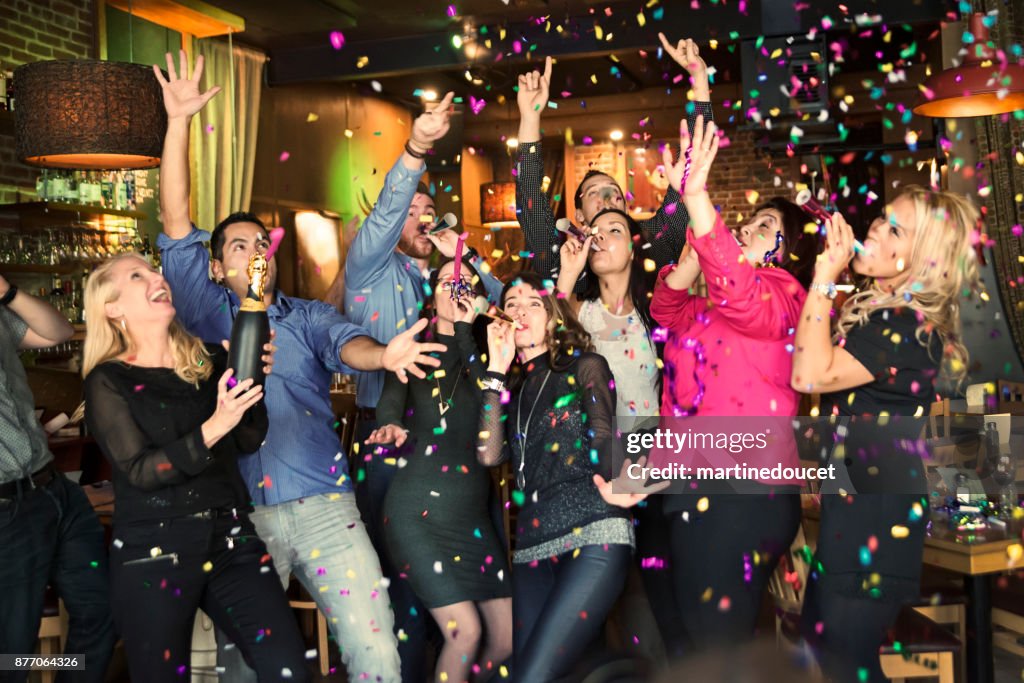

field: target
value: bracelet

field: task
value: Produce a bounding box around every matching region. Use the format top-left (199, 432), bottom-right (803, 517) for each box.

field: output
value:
top-left (480, 376), bottom-right (506, 393)
top-left (404, 141), bottom-right (429, 159)
top-left (0, 284), bottom-right (18, 306)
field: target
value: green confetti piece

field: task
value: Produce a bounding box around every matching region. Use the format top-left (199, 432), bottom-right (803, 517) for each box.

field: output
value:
top-left (511, 490), bottom-right (525, 506)
top-left (553, 392), bottom-right (577, 409)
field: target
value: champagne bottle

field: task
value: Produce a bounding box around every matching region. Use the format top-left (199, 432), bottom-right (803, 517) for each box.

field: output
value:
top-left (227, 252), bottom-right (271, 389)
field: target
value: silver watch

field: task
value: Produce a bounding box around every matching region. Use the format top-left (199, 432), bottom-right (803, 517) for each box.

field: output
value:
top-left (480, 377), bottom-right (506, 393)
top-left (810, 282), bottom-right (837, 300)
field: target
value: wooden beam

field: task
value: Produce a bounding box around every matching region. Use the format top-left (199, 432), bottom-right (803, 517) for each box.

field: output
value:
top-left (105, 0), bottom-right (243, 39)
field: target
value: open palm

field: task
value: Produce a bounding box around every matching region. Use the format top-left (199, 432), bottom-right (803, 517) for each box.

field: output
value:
top-left (662, 115), bottom-right (717, 196)
top-left (153, 50), bottom-right (221, 120)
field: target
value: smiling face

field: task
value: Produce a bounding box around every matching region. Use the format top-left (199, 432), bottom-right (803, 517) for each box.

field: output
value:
top-left (734, 208), bottom-right (786, 266)
top-left (852, 195), bottom-right (917, 285)
top-left (397, 192), bottom-right (437, 259)
top-left (587, 211), bottom-right (634, 275)
top-left (102, 255), bottom-right (176, 329)
top-left (211, 222), bottom-right (278, 301)
top-left (503, 282), bottom-right (550, 354)
top-left (575, 173), bottom-right (626, 226)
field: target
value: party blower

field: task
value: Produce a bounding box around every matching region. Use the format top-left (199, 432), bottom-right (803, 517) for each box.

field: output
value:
top-left (427, 213), bottom-right (459, 235)
top-left (555, 218), bottom-right (600, 251)
top-left (795, 189), bottom-right (865, 254)
top-left (227, 227), bottom-right (284, 389)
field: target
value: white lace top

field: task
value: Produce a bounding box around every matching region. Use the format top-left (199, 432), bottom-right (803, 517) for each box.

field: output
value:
top-left (577, 298), bottom-right (659, 429)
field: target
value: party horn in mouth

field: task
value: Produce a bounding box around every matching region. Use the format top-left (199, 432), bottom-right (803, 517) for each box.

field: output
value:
top-left (555, 218), bottom-right (600, 251)
top-left (480, 306), bottom-right (523, 329)
top-left (427, 212), bottom-right (459, 234)
top-left (795, 189), bottom-right (865, 254)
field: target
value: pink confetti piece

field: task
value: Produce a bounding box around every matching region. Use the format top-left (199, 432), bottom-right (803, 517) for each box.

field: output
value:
top-left (329, 31), bottom-right (345, 50)
top-left (446, 4), bottom-right (456, 17)
top-left (279, 151), bottom-right (290, 162)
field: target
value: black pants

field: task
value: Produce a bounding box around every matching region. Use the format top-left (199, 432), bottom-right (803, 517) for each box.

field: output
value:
top-left (354, 418), bottom-right (436, 683)
top-left (633, 497), bottom-right (687, 659)
top-left (110, 511), bottom-right (309, 683)
top-left (513, 543), bottom-right (632, 682)
top-left (666, 493), bottom-right (801, 651)
top-left (0, 471), bottom-right (115, 683)
top-left (800, 494), bottom-right (926, 683)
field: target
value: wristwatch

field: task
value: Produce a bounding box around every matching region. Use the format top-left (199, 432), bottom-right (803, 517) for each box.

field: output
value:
top-left (810, 282), bottom-right (837, 300)
top-left (480, 376), bottom-right (506, 393)
top-left (0, 284), bottom-right (18, 306)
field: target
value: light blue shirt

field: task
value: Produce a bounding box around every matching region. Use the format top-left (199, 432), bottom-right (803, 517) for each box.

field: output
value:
top-left (344, 161), bottom-right (504, 408)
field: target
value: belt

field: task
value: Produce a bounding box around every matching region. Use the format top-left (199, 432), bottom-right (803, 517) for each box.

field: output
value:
top-left (356, 407), bottom-right (376, 421)
top-left (0, 465), bottom-right (57, 499)
top-left (188, 506), bottom-right (241, 520)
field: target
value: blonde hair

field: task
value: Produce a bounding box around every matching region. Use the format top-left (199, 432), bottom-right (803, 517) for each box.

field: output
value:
top-left (836, 185), bottom-right (982, 382)
top-left (81, 253), bottom-right (212, 385)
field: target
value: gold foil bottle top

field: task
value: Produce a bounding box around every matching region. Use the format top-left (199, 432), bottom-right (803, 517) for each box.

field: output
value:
top-left (247, 252), bottom-right (268, 300)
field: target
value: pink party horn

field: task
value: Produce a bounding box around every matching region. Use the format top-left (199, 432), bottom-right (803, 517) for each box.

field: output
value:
top-left (555, 218), bottom-right (600, 251)
top-left (263, 227), bottom-right (286, 262)
top-left (795, 189), bottom-right (865, 254)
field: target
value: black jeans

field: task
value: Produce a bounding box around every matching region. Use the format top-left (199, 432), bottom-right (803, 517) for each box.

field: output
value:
top-left (110, 511), bottom-right (310, 683)
top-left (512, 543), bottom-right (632, 682)
top-left (0, 471), bottom-right (115, 683)
top-left (667, 493), bottom-right (801, 651)
top-left (354, 418), bottom-right (435, 683)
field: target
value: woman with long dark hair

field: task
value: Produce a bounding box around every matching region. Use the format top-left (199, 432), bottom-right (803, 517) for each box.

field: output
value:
top-left (82, 253), bottom-right (307, 682)
top-left (368, 257), bottom-right (512, 683)
top-left (476, 270), bottom-right (657, 681)
top-left (792, 186), bottom-right (981, 683)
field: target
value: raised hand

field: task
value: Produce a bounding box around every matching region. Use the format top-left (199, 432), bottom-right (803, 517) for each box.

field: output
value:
top-left (558, 235), bottom-right (593, 287)
top-left (593, 456), bottom-right (671, 508)
top-left (366, 423), bottom-right (409, 448)
top-left (658, 34), bottom-right (709, 93)
top-left (153, 50), bottom-right (221, 120)
top-left (486, 320), bottom-right (516, 374)
top-left (410, 91), bottom-right (456, 151)
top-left (427, 229), bottom-right (462, 258)
top-left (382, 318), bottom-right (447, 383)
top-left (517, 56), bottom-right (552, 120)
top-left (453, 296), bottom-right (481, 325)
top-left (816, 212), bottom-right (856, 283)
top-left (662, 115), bottom-right (718, 196)
top-left (208, 370), bottom-right (264, 437)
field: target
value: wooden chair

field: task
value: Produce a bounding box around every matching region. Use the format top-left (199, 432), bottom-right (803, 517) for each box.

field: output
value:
top-left (36, 588), bottom-right (67, 683)
top-left (991, 576), bottom-right (1024, 658)
top-left (288, 578), bottom-right (331, 676)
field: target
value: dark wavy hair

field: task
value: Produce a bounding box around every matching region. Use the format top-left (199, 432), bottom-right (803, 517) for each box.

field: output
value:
top-left (499, 270), bottom-right (594, 389)
top-left (420, 257), bottom-right (489, 352)
top-left (210, 211), bottom-right (266, 261)
top-left (573, 169), bottom-right (617, 207)
top-left (578, 207), bottom-right (658, 337)
top-left (750, 197), bottom-right (819, 290)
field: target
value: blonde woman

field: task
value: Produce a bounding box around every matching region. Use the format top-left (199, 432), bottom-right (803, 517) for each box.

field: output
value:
top-left (791, 186), bottom-right (981, 683)
top-left (82, 253), bottom-right (309, 683)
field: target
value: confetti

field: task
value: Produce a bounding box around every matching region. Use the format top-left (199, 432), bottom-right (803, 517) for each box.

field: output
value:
top-left (329, 31), bottom-right (345, 50)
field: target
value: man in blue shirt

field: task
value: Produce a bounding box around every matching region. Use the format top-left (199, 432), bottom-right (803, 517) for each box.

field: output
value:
top-left (154, 51), bottom-right (450, 682)
top-left (342, 99), bottom-right (505, 683)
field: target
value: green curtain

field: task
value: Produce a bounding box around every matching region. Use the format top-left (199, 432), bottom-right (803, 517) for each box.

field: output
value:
top-left (189, 37), bottom-right (267, 230)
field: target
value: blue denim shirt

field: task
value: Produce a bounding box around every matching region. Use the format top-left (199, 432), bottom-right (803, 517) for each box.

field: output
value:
top-left (158, 227), bottom-right (369, 505)
top-left (343, 161), bottom-right (505, 408)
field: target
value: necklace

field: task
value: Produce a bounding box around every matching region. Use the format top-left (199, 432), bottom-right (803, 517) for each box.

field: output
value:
top-left (434, 366), bottom-right (463, 415)
top-left (515, 369), bottom-right (552, 489)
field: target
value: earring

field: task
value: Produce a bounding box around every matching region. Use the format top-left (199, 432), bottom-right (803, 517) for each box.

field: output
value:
top-left (120, 318), bottom-right (127, 332)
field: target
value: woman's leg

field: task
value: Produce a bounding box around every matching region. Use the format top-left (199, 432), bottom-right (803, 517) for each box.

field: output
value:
top-left (514, 544), bottom-right (632, 682)
top-left (428, 601), bottom-right (483, 683)
top-left (476, 597), bottom-right (513, 679)
top-left (669, 494), bottom-right (801, 650)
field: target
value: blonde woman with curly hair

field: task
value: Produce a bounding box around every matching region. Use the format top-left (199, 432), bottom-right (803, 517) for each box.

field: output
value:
top-left (81, 253), bottom-right (309, 682)
top-left (791, 186), bottom-right (981, 683)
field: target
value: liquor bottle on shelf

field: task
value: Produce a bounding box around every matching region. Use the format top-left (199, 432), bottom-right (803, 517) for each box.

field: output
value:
top-left (140, 236), bottom-right (155, 265)
top-left (100, 172), bottom-right (113, 208)
top-left (66, 171), bottom-right (79, 203)
top-left (114, 171), bottom-right (127, 210)
top-left (125, 171), bottom-right (136, 210)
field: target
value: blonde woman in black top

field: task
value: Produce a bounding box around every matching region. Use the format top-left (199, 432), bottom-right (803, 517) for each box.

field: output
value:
top-left (82, 253), bottom-right (308, 682)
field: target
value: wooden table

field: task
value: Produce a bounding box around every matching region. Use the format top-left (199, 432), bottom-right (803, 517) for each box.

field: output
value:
top-left (954, 402), bottom-right (1024, 417)
top-left (82, 480), bottom-right (114, 527)
top-left (803, 502), bottom-right (1022, 683)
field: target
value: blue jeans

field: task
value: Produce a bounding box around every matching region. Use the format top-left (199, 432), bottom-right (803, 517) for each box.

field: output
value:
top-left (0, 471), bottom-right (115, 683)
top-left (217, 492), bottom-right (400, 683)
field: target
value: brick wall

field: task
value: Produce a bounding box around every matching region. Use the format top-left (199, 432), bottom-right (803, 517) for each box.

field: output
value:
top-left (0, 0), bottom-right (96, 204)
top-left (572, 128), bottom-right (794, 229)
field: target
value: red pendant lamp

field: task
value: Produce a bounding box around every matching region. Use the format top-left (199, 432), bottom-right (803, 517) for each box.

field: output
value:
top-left (913, 13), bottom-right (1024, 118)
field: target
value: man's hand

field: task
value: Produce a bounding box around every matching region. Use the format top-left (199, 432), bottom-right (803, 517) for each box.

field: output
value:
top-left (593, 457), bottom-right (671, 508)
top-left (381, 318), bottom-right (447, 383)
top-left (410, 91), bottom-right (456, 151)
top-left (427, 229), bottom-right (461, 258)
top-left (153, 50), bottom-right (221, 121)
top-left (658, 34), bottom-right (710, 98)
top-left (517, 56), bottom-right (552, 120)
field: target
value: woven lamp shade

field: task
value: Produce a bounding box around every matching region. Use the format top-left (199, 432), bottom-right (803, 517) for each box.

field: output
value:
top-left (15, 60), bottom-right (167, 170)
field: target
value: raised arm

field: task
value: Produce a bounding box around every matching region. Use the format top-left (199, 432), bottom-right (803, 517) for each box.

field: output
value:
top-left (365, 369), bottom-right (411, 449)
top-left (476, 320), bottom-right (516, 466)
top-left (576, 354), bottom-right (620, 480)
top-left (791, 212), bottom-right (873, 393)
top-left (0, 275), bottom-right (73, 349)
top-left (154, 50), bottom-right (221, 240)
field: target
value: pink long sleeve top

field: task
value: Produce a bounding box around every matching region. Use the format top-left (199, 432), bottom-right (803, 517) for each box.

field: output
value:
top-left (650, 213), bottom-right (807, 483)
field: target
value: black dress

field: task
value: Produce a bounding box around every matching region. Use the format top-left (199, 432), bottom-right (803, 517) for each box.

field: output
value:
top-left (380, 323), bottom-right (511, 608)
top-left (800, 308), bottom-right (941, 683)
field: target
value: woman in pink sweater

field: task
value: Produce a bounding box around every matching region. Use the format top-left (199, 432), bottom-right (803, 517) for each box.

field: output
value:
top-left (648, 115), bottom-right (818, 652)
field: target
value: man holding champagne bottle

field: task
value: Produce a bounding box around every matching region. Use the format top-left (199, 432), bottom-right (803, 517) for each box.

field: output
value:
top-left (153, 50), bottom-right (450, 682)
